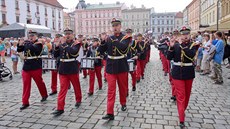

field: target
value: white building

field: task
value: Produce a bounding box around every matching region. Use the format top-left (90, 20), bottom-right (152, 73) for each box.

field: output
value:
top-left (0, 0), bottom-right (64, 36)
top-left (183, 7), bottom-right (189, 25)
top-left (151, 12), bottom-right (176, 36)
top-left (121, 6), bottom-right (152, 34)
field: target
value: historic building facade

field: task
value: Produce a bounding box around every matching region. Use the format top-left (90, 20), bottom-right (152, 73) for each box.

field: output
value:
top-left (200, 0), bottom-right (218, 27)
top-left (187, 0), bottom-right (201, 32)
top-left (0, 0), bottom-right (64, 34)
top-left (121, 6), bottom-right (152, 34)
top-left (74, 0), bottom-right (126, 37)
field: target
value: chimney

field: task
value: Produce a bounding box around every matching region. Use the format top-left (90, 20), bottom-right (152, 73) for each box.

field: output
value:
top-left (141, 5), bottom-right (145, 9)
top-left (116, 1), bottom-right (120, 5)
top-left (87, 3), bottom-right (90, 6)
top-left (99, 2), bottom-right (103, 5)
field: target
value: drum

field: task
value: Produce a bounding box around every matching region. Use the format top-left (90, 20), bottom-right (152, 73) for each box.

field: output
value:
top-left (42, 58), bottom-right (57, 70)
top-left (81, 58), bottom-right (95, 69)
top-left (127, 59), bottom-right (135, 72)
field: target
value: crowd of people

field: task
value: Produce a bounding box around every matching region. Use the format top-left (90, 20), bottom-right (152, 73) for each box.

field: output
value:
top-left (157, 27), bottom-right (230, 128)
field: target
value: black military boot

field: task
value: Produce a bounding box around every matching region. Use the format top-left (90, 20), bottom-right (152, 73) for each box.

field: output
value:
top-left (121, 105), bottom-right (127, 111)
top-left (51, 110), bottom-right (64, 116)
top-left (179, 122), bottom-right (185, 129)
top-left (75, 102), bottom-right (81, 108)
top-left (171, 96), bottom-right (176, 101)
top-left (88, 92), bottom-right (93, 96)
top-left (132, 86), bottom-right (136, 91)
top-left (49, 91), bottom-right (57, 96)
top-left (102, 114), bottom-right (114, 120)
top-left (41, 97), bottom-right (48, 102)
top-left (20, 104), bottom-right (29, 110)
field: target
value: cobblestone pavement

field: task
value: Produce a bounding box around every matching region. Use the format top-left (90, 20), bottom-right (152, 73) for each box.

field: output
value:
top-left (0, 47), bottom-right (230, 129)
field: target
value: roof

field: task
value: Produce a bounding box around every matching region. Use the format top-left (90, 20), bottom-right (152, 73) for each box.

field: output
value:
top-left (63, 12), bottom-right (70, 18)
top-left (122, 8), bottom-right (151, 12)
top-left (36, 0), bottom-right (64, 9)
top-left (0, 23), bottom-right (51, 33)
top-left (175, 12), bottom-right (183, 18)
top-left (85, 3), bottom-right (124, 10)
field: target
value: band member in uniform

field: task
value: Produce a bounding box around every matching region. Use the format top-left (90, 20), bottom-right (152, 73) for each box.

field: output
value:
top-left (97, 18), bottom-right (132, 120)
top-left (136, 34), bottom-right (147, 83)
top-left (52, 29), bottom-right (82, 116)
top-left (126, 29), bottom-right (138, 91)
top-left (17, 30), bottom-right (48, 110)
top-left (168, 29), bottom-right (180, 101)
top-left (87, 38), bottom-right (103, 96)
top-left (167, 26), bottom-right (197, 128)
top-left (49, 34), bottom-right (62, 96)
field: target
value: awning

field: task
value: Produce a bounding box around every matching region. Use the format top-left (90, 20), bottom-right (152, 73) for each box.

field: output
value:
top-left (205, 21), bottom-right (230, 31)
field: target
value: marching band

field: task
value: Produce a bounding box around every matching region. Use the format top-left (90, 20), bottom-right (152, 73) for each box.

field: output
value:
top-left (17, 17), bottom-right (199, 128)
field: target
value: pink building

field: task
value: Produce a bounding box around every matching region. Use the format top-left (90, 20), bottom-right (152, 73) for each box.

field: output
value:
top-left (187, 0), bottom-right (200, 32)
top-left (74, 0), bottom-right (126, 37)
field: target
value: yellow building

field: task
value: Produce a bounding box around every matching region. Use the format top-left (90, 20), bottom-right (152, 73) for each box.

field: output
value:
top-left (200, 0), bottom-right (218, 27)
top-left (220, 0), bottom-right (230, 31)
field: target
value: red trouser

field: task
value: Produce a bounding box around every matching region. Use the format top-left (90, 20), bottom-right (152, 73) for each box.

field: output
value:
top-left (107, 72), bottom-right (128, 115)
top-left (161, 54), bottom-right (169, 73)
top-left (83, 69), bottom-right (88, 77)
top-left (130, 71), bottom-right (136, 87)
top-left (51, 70), bottom-right (58, 92)
top-left (167, 60), bottom-right (176, 96)
top-left (146, 50), bottom-right (150, 62)
top-left (88, 66), bottom-right (102, 93)
top-left (169, 75), bottom-right (176, 96)
top-left (136, 60), bottom-right (145, 80)
top-left (173, 79), bottom-right (193, 122)
top-left (102, 60), bottom-right (107, 80)
top-left (57, 74), bottom-right (82, 110)
top-left (22, 69), bottom-right (48, 105)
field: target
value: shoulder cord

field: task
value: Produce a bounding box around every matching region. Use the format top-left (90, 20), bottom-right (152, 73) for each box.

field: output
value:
top-left (110, 35), bottom-right (131, 56)
top-left (180, 42), bottom-right (196, 67)
top-left (69, 42), bottom-right (80, 58)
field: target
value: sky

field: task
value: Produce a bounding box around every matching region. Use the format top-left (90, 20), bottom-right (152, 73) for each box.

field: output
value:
top-left (58, 0), bottom-right (193, 13)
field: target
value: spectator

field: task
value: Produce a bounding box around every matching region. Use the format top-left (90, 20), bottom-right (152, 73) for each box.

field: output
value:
top-left (201, 33), bottom-right (212, 75)
top-left (5, 40), bottom-right (11, 57)
top-left (11, 40), bottom-right (19, 74)
top-left (226, 35), bottom-right (230, 69)
top-left (197, 31), bottom-right (203, 43)
top-left (196, 46), bottom-right (203, 72)
top-left (0, 39), bottom-right (6, 63)
top-left (211, 31), bottom-right (224, 84)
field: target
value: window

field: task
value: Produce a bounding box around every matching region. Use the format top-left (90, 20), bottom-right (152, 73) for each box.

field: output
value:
top-left (213, 11), bottom-right (215, 22)
top-left (167, 20), bottom-right (169, 24)
top-left (158, 27), bottom-right (160, 32)
top-left (15, 0), bottom-right (19, 9)
top-left (36, 5), bottom-right (39, 14)
top-left (58, 22), bottom-right (61, 30)
top-left (37, 18), bottom-right (40, 24)
top-left (45, 8), bottom-right (47, 16)
top-left (59, 11), bottom-right (61, 18)
top-left (16, 16), bottom-right (19, 22)
top-left (1, 0), bottom-right (5, 7)
top-left (52, 9), bottom-right (55, 17)
top-left (99, 21), bottom-right (101, 25)
top-left (86, 21), bottom-right (88, 26)
top-left (2, 13), bottom-right (6, 23)
top-left (53, 21), bottom-right (55, 29)
top-left (152, 27), bottom-right (155, 32)
top-left (27, 3), bottom-right (30, 12)
top-left (171, 20), bottom-right (173, 25)
top-left (146, 22), bottom-right (148, 26)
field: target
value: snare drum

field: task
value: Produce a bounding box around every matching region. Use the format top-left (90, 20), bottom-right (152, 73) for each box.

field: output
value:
top-left (42, 58), bottom-right (57, 70)
top-left (127, 59), bottom-right (135, 72)
top-left (81, 58), bottom-right (95, 69)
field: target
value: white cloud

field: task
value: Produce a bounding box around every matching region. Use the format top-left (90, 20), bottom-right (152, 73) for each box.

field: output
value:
top-left (58, 0), bottom-right (193, 12)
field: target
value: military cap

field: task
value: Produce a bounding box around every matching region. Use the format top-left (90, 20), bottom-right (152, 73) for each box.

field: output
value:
top-left (93, 38), bottom-right (99, 42)
top-left (137, 33), bottom-right (143, 37)
top-left (172, 29), bottom-right (179, 35)
top-left (55, 33), bottom-right (63, 37)
top-left (111, 18), bottom-right (121, 26)
top-left (126, 28), bottom-right (133, 33)
top-left (64, 28), bottom-right (73, 34)
top-left (179, 26), bottom-right (191, 35)
top-left (28, 30), bottom-right (38, 36)
top-left (78, 34), bottom-right (83, 38)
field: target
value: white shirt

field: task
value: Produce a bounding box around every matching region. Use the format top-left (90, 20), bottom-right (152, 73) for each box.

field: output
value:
top-left (11, 46), bottom-right (18, 58)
